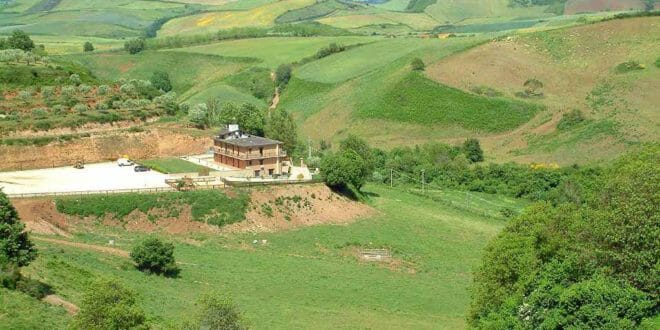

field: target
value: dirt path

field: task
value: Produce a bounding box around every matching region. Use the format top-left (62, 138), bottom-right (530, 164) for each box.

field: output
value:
top-left (33, 236), bottom-right (129, 258)
top-left (270, 87), bottom-right (280, 110)
top-left (42, 295), bottom-right (79, 315)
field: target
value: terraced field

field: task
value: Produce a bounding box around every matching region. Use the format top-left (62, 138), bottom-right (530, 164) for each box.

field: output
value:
top-left (169, 36), bottom-right (380, 69)
top-left (158, 0), bottom-right (314, 36)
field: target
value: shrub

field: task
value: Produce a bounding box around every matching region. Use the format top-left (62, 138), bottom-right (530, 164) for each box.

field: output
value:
top-left (73, 103), bottom-right (88, 113)
top-left (275, 64), bottom-right (292, 89)
top-left (60, 85), bottom-right (76, 97)
top-left (41, 86), bottom-right (55, 99)
top-left (17, 90), bottom-right (31, 103)
top-left (557, 109), bottom-right (585, 130)
top-left (523, 78), bottom-right (543, 96)
top-left (471, 86), bottom-right (503, 97)
top-left (83, 41), bottom-right (94, 52)
top-left (616, 61), bottom-right (645, 73)
top-left (97, 84), bottom-right (110, 95)
top-left (0, 262), bottom-right (21, 290)
top-left (124, 38), bottom-right (146, 55)
top-left (462, 138), bottom-right (484, 163)
top-left (77, 84), bottom-right (91, 94)
top-left (150, 71), bottom-right (172, 92)
top-left (73, 280), bottom-right (147, 330)
top-left (411, 57), bottom-right (425, 71)
top-left (7, 30), bottom-right (34, 51)
top-left (30, 108), bottom-right (47, 119)
top-left (69, 74), bottom-right (81, 86)
top-left (183, 293), bottom-right (247, 330)
top-left (130, 237), bottom-right (180, 277)
top-left (655, 58), bottom-right (660, 68)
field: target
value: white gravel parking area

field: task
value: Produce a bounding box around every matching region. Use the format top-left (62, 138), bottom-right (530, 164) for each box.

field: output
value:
top-left (0, 162), bottom-right (172, 196)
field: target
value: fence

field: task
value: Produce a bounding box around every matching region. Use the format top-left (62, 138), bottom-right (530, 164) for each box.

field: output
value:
top-left (222, 178), bottom-right (323, 187)
top-left (6, 187), bottom-right (177, 199)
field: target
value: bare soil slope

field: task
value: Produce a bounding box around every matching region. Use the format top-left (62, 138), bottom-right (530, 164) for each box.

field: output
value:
top-left (13, 185), bottom-right (375, 236)
top-left (426, 17), bottom-right (660, 164)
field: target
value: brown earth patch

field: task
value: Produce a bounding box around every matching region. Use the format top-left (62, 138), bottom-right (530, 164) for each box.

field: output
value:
top-left (223, 184), bottom-right (377, 234)
top-left (11, 198), bottom-right (71, 237)
top-left (42, 295), bottom-right (79, 315)
top-left (0, 126), bottom-right (213, 171)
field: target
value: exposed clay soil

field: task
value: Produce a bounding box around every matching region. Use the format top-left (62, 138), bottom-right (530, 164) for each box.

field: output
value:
top-left (225, 184), bottom-right (376, 233)
top-left (13, 185), bottom-right (375, 236)
top-left (0, 127), bottom-right (212, 171)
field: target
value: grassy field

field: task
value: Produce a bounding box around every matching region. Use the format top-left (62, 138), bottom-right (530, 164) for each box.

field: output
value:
top-left (0, 288), bottom-right (69, 328)
top-left (159, 0), bottom-right (315, 36)
top-left (137, 157), bottom-right (211, 174)
top-left (357, 72), bottom-right (541, 132)
top-left (169, 36), bottom-right (380, 69)
top-left (18, 184), bottom-right (511, 328)
top-left (64, 51), bottom-right (251, 97)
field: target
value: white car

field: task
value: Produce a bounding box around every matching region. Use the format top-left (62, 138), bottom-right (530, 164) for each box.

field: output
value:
top-left (117, 158), bottom-right (134, 167)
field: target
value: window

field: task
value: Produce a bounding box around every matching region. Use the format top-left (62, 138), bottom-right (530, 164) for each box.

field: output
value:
top-left (259, 160), bottom-right (264, 166)
top-left (259, 147), bottom-right (263, 156)
top-left (268, 169), bottom-right (274, 175)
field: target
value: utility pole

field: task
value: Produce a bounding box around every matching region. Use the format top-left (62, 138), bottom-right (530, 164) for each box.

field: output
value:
top-left (390, 169), bottom-right (393, 188)
top-left (421, 169), bottom-right (425, 194)
top-left (308, 136), bottom-right (312, 159)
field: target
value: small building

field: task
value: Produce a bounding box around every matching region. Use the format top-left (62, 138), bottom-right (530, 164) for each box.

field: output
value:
top-left (213, 125), bottom-right (288, 177)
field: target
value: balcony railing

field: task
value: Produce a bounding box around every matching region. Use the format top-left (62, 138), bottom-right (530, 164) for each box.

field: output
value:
top-left (214, 147), bottom-right (286, 160)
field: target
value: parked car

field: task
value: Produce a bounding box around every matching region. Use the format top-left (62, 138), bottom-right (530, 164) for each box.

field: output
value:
top-left (134, 165), bottom-right (150, 172)
top-left (117, 158), bottom-right (134, 167)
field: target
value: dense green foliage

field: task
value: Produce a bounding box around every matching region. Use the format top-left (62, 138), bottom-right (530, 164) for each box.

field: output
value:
top-left (320, 135), bottom-right (374, 191)
top-left (150, 71), bottom-right (172, 92)
top-left (462, 138), bottom-right (484, 163)
top-left (616, 60), bottom-right (646, 73)
top-left (469, 146), bottom-right (659, 328)
top-left (410, 57), bottom-right (425, 71)
top-left (130, 238), bottom-right (180, 277)
top-left (0, 191), bottom-right (36, 267)
top-left (265, 108), bottom-right (298, 154)
top-left (56, 190), bottom-right (250, 227)
top-left (125, 38), bottom-right (146, 55)
top-left (1, 30), bottom-right (35, 52)
top-left (183, 293), bottom-right (247, 330)
top-left (72, 280), bottom-right (147, 330)
top-left (275, 63), bottom-right (293, 89)
top-left (83, 41), bottom-right (94, 52)
top-left (358, 72), bottom-right (541, 132)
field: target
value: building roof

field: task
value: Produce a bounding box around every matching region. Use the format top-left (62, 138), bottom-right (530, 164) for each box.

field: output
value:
top-left (216, 135), bottom-right (282, 147)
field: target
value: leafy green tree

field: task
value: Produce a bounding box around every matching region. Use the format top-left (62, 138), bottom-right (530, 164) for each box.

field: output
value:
top-left (183, 293), bottom-right (247, 330)
top-left (124, 38), bottom-right (146, 55)
top-left (150, 71), bottom-right (172, 92)
top-left (7, 30), bottom-right (34, 51)
top-left (216, 102), bottom-right (265, 135)
top-left (83, 41), bottom-right (94, 52)
top-left (411, 57), bottom-right (425, 71)
top-left (72, 280), bottom-right (147, 330)
top-left (130, 237), bottom-right (179, 277)
top-left (265, 108), bottom-right (297, 154)
top-left (339, 134), bottom-right (375, 175)
top-left (189, 104), bottom-right (208, 128)
top-left (275, 64), bottom-right (292, 89)
top-left (462, 138), bottom-right (484, 163)
top-left (0, 191), bottom-right (36, 267)
top-left (321, 149), bottom-right (369, 191)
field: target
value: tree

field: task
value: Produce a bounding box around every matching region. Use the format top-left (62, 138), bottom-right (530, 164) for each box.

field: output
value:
top-left (83, 41), bottom-right (94, 52)
top-left (150, 71), bottom-right (172, 92)
top-left (411, 57), bottom-right (425, 71)
top-left (320, 149), bottom-right (370, 191)
top-left (130, 237), bottom-right (179, 277)
top-left (124, 38), bottom-right (146, 55)
top-left (72, 280), bottom-right (147, 330)
top-left (7, 30), bottom-right (34, 52)
top-left (69, 73), bottom-right (81, 86)
top-left (189, 103), bottom-right (208, 128)
top-left (216, 102), bottom-right (265, 135)
top-left (265, 108), bottom-right (297, 154)
top-left (183, 293), bottom-right (246, 330)
top-left (274, 64), bottom-right (292, 89)
top-left (0, 191), bottom-right (37, 267)
top-left (462, 138), bottom-right (484, 163)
